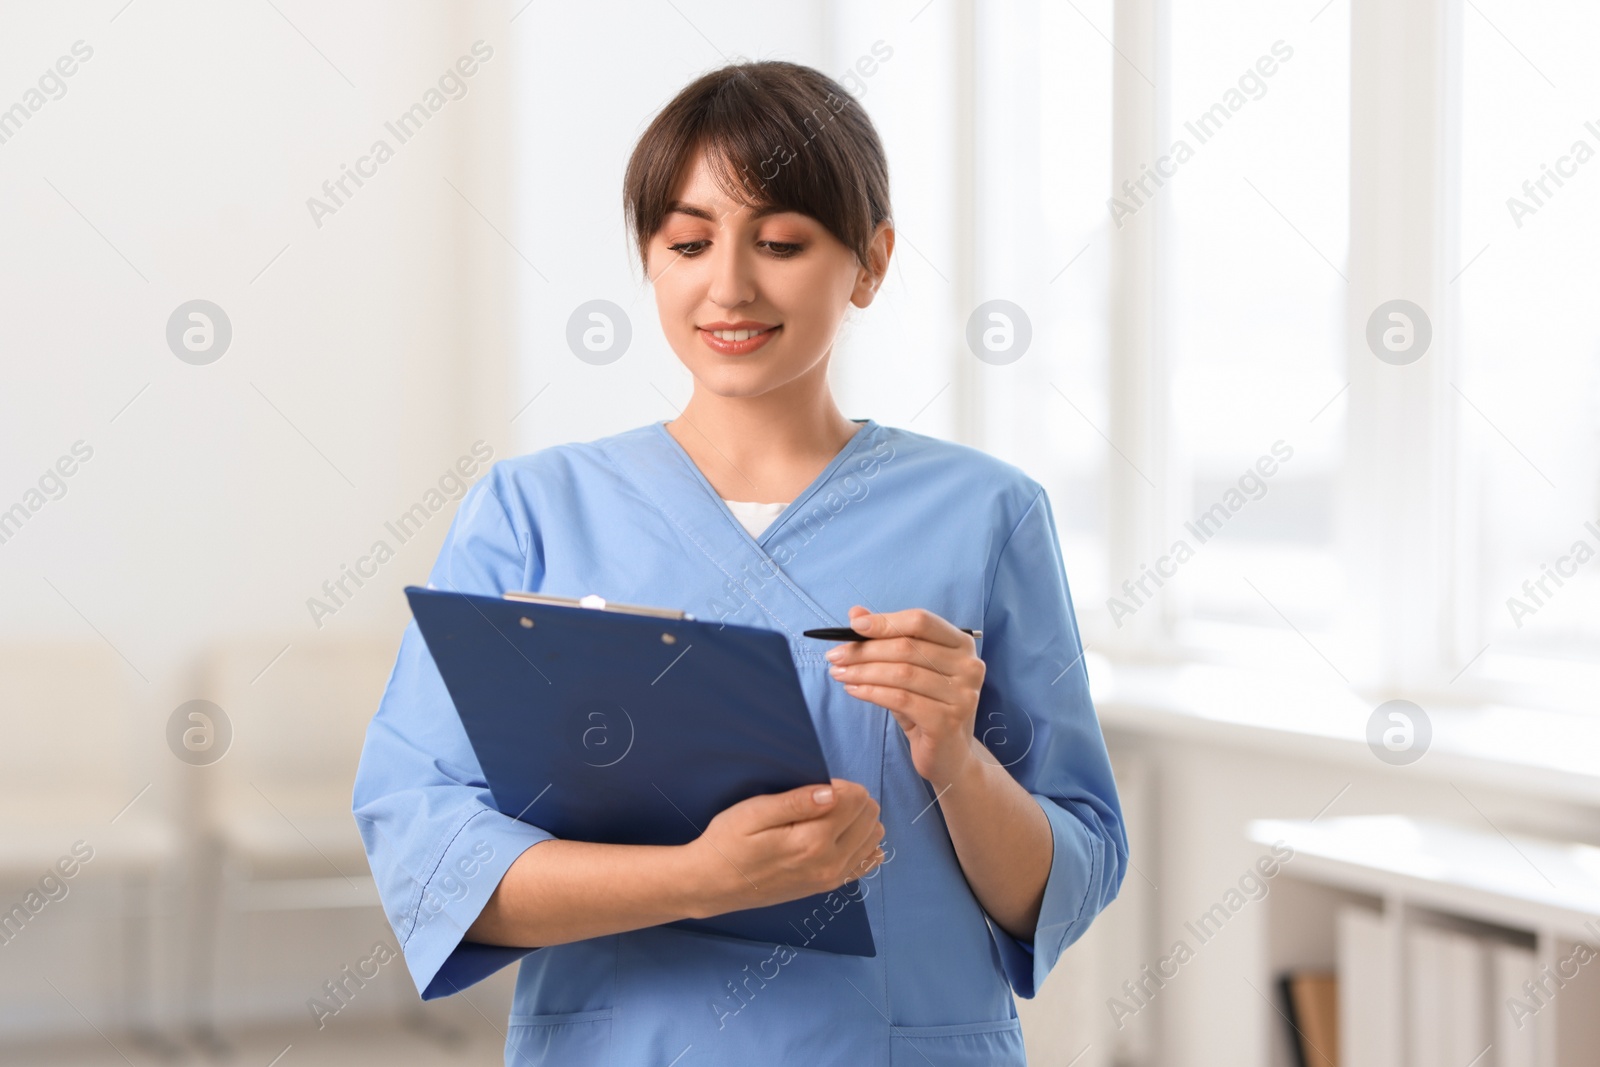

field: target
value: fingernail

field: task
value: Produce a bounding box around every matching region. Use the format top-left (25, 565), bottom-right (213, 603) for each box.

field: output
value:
top-left (851, 615), bottom-right (871, 631)
top-left (825, 646), bottom-right (844, 662)
top-left (829, 665), bottom-right (845, 678)
top-left (813, 786), bottom-right (834, 804)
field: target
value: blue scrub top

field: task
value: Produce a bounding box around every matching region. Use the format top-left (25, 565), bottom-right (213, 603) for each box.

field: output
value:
top-left (352, 419), bottom-right (1127, 1066)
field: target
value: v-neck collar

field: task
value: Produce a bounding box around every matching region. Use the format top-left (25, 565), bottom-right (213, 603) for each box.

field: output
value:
top-left (650, 418), bottom-right (879, 551)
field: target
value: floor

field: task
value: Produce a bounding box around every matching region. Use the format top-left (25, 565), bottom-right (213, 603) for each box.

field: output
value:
top-left (0, 1009), bottom-right (512, 1066)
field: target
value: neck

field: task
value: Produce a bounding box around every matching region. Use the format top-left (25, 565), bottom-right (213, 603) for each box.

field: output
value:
top-left (668, 357), bottom-right (859, 501)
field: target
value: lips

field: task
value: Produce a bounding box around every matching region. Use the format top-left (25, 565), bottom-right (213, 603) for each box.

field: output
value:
top-left (698, 323), bottom-right (781, 355)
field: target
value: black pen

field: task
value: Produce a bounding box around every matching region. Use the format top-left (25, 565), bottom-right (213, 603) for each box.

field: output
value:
top-left (803, 626), bottom-right (982, 642)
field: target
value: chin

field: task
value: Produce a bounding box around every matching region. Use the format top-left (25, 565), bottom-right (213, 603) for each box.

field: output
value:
top-left (671, 331), bottom-right (826, 399)
top-left (692, 370), bottom-right (785, 399)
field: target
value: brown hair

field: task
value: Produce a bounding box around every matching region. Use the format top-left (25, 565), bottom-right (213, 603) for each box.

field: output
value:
top-left (623, 60), bottom-right (892, 273)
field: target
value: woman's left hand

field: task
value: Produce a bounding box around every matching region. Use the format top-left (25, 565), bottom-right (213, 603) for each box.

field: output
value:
top-left (825, 605), bottom-right (986, 786)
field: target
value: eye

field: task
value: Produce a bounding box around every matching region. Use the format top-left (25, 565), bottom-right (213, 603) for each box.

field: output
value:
top-left (666, 240), bottom-right (708, 257)
top-left (761, 241), bottom-right (804, 258)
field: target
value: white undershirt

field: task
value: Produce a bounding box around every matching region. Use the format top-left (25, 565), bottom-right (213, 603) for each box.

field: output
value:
top-left (722, 498), bottom-right (789, 538)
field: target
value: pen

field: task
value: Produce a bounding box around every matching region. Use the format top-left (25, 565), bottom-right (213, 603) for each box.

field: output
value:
top-left (802, 626), bottom-right (982, 642)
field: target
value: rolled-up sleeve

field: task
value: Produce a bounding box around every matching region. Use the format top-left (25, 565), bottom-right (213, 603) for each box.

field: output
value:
top-left (352, 467), bottom-right (554, 1000)
top-left (976, 486), bottom-right (1128, 999)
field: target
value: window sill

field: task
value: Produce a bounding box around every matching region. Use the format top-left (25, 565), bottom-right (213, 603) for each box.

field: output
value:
top-left (1087, 655), bottom-right (1600, 806)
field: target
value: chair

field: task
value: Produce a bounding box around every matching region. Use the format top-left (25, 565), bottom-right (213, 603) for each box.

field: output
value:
top-left (193, 635), bottom-right (401, 1041)
top-left (0, 642), bottom-right (179, 1044)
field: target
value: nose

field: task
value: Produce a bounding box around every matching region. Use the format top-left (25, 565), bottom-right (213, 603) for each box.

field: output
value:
top-left (706, 237), bottom-right (757, 310)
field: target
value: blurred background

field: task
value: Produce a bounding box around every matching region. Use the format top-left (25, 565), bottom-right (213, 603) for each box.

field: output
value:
top-left (2, 0), bottom-right (1598, 1064)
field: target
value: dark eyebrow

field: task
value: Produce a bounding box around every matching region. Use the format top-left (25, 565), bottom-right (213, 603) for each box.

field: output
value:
top-left (665, 200), bottom-right (797, 223)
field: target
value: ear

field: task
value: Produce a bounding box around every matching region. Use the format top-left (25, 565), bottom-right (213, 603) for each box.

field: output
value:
top-left (850, 220), bottom-right (894, 308)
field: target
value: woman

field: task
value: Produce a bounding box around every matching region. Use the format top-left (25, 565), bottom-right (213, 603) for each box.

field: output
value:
top-left (353, 59), bottom-right (1126, 1065)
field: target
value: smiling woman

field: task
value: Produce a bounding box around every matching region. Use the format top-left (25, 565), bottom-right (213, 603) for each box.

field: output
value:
top-left (353, 58), bottom-right (1126, 1067)
top-left (621, 62), bottom-right (897, 502)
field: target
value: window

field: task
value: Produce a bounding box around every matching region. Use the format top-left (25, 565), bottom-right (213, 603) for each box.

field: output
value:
top-left (1457, 1), bottom-right (1600, 706)
top-left (977, 0), bottom-right (1115, 609)
top-left (1164, 1), bottom-right (1350, 648)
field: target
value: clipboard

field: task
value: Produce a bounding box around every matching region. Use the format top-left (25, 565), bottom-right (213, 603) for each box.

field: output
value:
top-left (405, 585), bottom-right (877, 958)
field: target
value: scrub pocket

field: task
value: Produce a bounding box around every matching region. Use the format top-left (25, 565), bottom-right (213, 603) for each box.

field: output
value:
top-left (890, 1017), bottom-right (1026, 1066)
top-left (505, 1007), bottom-right (613, 1066)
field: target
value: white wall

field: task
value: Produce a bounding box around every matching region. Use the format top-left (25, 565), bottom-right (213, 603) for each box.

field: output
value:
top-left (0, 0), bottom-right (513, 659)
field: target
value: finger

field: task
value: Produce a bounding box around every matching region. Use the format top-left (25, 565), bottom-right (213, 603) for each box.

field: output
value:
top-left (840, 681), bottom-right (950, 725)
top-left (827, 634), bottom-right (966, 674)
top-left (848, 606), bottom-right (967, 649)
top-left (844, 826), bottom-right (887, 877)
top-left (829, 794), bottom-right (881, 845)
top-left (841, 808), bottom-right (885, 856)
top-left (836, 616), bottom-right (971, 686)
top-left (834, 808), bottom-right (884, 872)
top-left (828, 778), bottom-right (873, 812)
top-left (745, 783), bottom-right (841, 830)
top-left (821, 780), bottom-right (874, 824)
top-left (834, 659), bottom-right (963, 705)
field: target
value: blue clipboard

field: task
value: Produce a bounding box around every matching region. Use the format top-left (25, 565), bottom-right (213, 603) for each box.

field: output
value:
top-left (405, 585), bottom-right (877, 958)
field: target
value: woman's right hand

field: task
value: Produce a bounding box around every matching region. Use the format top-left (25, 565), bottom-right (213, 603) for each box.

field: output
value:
top-left (685, 778), bottom-right (885, 918)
